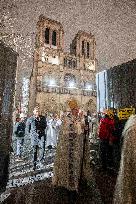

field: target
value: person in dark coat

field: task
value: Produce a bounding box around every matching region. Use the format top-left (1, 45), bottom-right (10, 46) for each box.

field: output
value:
top-left (112, 113), bottom-right (123, 171)
top-left (25, 107), bottom-right (47, 170)
top-left (14, 113), bottom-right (26, 161)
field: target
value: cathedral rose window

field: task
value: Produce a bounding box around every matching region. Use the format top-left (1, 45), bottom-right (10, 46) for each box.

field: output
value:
top-left (63, 58), bottom-right (77, 69)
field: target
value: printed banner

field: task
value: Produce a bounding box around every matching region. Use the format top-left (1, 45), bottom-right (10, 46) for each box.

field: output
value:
top-left (117, 107), bottom-right (135, 120)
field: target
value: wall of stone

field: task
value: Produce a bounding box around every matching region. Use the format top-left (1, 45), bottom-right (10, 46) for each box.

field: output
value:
top-left (0, 41), bottom-right (17, 192)
top-left (36, 91), bottom-right (96, 114)
top-left (107, 58), bottom-right (136, 109)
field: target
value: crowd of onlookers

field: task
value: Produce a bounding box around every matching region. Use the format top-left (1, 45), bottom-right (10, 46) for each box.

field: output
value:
top-left (96, 109), bottom-right (136, 203)
top-left (97, 109), bottom-right (125, 172)
top-left (13, 107), bottom-right (62, 170)
top-left (13, 107), bottom-right (125, 172)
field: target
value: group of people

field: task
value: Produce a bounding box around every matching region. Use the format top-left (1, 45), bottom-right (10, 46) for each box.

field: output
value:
top-left (13, 103), bottom-right (93, 203)
top-left (13, 104), bottom-right (136, 203)
top-left (11, 101), bottom-right (98, 204)
top-left (97, 109), bottom-right (122, 171)
top-left (14, 106), bottom-right (121, 173)
top-left (97, 109), bottom-right (136, 203)
top-left (14, 107), bottom-right (62, 170)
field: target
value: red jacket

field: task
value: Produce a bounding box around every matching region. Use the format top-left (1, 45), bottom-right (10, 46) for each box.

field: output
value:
top-left (98, 117), bottom-right (116, 143)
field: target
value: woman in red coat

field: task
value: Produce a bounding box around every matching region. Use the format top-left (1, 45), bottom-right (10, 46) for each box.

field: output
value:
top-left (98, 110), bottom-right (115, 170)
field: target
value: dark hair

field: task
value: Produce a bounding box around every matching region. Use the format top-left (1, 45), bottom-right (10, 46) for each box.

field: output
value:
top-left (104, 114), bottom-right (109, 118)
top-left (16, 117), bottom-right (20, 122)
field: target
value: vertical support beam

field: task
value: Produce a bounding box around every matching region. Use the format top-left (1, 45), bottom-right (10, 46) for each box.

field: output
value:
top-left (28, 50), bottom-right (39, 115)
top-left (92, 38), bottom-right (96, 60)
top-left (104, 71), bottom-right (107, 109)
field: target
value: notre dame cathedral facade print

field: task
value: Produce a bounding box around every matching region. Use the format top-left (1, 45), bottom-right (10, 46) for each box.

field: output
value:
top-left (29, 15), bottom-right (97, 114)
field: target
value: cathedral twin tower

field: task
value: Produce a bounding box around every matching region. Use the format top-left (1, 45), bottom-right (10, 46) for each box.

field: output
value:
top-left (29, 15), bottom-right (97, 114)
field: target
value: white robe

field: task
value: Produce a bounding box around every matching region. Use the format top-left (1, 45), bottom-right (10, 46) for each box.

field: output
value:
top-left (54, 119), bottom-right (62, 141)
top-left (46, 118), bottom-right (57, 147)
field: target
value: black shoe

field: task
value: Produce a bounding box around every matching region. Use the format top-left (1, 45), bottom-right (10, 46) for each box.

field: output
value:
top-left (16, 156), bottom-right (23, 162)
top-left (33, 163), bottom-right (36, 171)
top-left (48, 145), bottom-right (52, 150)
top-left (68, 190), bottom-right (78, 204)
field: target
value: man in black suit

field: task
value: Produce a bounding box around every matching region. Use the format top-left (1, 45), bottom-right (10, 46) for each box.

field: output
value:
top-left (25, 107), bottom-right (47, 170)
